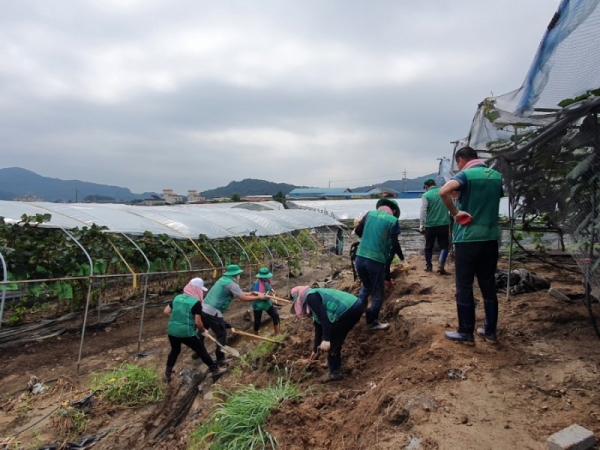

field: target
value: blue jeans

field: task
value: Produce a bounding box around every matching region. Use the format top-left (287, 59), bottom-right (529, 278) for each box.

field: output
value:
top-left (454, 240), bottom-right (499, 335)
top-left (355, 256), bottom-right (385, 324)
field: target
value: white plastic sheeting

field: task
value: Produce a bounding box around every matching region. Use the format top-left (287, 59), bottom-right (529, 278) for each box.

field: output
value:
top-left (289, 199), bottom-right (422, 221)
top-left (289, 198), bottom-right (510, 221)
top-left (0, 201), bottom-right (341, 239)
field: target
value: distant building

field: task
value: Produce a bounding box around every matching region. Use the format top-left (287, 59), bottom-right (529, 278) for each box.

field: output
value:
top-left (397, 190), bottom-right (425, 199)
top-left (162, 188), bottom-right (183, 204)
top-left (14, 194), bottom-right (45, 202)
top-left (187, 189), bottom-right (205, 203)
top-left (287, 187), bottom-right (382, 200)
top-left (240, 194), bottom-right (273, 202)
top-left (140, 194), bottom-right (165, 206)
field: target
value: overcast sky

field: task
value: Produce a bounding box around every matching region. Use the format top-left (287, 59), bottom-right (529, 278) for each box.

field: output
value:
top-left (1, 0), bottom-right (559, 194)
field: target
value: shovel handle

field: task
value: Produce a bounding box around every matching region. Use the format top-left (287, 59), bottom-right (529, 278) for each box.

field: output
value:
top-left (203, 331), bottom-right (241, 358)
top-left (232, 328), bottom-right (283, 344)
top-left (253, 292), bottom-right (293, 304)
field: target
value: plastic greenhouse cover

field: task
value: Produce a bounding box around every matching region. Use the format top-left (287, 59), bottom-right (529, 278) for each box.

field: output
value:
top-left (0, 201), bottom-right (341, 239)
top-left (289, 199), bottom-right (510, 221)
top-left (289, 199), bottom-right (423, 221)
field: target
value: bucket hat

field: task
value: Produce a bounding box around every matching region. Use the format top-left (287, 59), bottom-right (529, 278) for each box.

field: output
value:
top-left (376, 198), bottom-right (400, 218)
top-left (256, 267), bottom-right (273, 279)
top-left (223, 264), bottom-right (244, 276)
top-left (423, 178), bottom-right (436, 187)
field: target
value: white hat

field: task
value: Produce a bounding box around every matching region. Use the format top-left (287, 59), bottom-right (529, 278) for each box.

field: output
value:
top-left (190, 277), bottom-right (208, 291)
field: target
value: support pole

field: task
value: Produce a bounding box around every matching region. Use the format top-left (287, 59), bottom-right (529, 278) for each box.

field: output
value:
top-left (0, 252), bottom-right (7, 331)
top-left (119, 234), bottom-right (151, 352)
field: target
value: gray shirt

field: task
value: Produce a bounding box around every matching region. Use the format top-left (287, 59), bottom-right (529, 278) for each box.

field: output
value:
top-left (201, 282), bottom-right (244, 318)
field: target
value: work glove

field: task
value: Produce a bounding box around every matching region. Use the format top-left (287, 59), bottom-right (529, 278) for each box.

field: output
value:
top-left (400, 260), bottom-right (410, 273)
top-left (454, 211), bottom-right (473, 225)
top-left (419, 226), bottom-right (425, 234)
top-left (199, 329), bottom-right (209, 338)
top-left (319, 340), bottom-right (331, 352)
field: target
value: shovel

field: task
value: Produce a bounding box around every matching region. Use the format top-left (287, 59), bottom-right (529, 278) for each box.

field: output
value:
top-left (232, 328), bottom-right (284, 345)
top-left (253, 292), bottom-right (293, 304)
top-left (203, 332), bottom-right (241, 358)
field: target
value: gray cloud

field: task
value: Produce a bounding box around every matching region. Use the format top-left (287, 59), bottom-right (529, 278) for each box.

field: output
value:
top-left (1, 0), bottom-right (560, 193)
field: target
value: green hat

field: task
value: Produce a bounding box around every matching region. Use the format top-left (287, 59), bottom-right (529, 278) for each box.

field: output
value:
top-left (376, 198), bottom-right (400, 218)
top-left (423, 178), bottom-right (436, 187)
top-left (256, 267), bottom-right (273, 279)
top-left (223, 264), bottom-right (244, 276)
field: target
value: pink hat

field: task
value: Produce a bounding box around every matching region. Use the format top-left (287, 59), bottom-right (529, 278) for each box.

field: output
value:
top-left (377, 205), bottom-right (393, 216)
top-left (290, 285), bottom-right (311, 318)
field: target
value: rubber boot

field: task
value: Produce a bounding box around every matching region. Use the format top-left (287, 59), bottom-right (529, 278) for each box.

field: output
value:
top-left (438, 249), bottom-right (448, 270)
top-left (210, 365), bottom-right (227, 380)
top-left (456, 303), bottom-right (475, 336)
top-left (483, 299), bottom-right (498, 335)
top-left (163, 366), bottom-right (173, 382)
top-left (425, 250), bottom-right (433, 271)
top-left (273, 325), bottom-right (280, 335)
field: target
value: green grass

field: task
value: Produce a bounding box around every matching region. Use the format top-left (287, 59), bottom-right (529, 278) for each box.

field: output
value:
top-left (189, 374), bottom-right (302, 450)
top-left (90, 363), bottom-right (163, 408)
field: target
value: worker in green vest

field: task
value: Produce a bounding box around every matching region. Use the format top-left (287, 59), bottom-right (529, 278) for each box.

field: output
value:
top-left (202, 264), bottom-right (265, 366)
top-left (163, 277), bottom-right (227, 382)
top-left (354, 198), bottom-right (405, 331)
top-left (291, 285), bottom-right (363, 381)
top-left (419, 178), bottom-right (450, 274)
top-left (440, 146), bottom-right (503, 345)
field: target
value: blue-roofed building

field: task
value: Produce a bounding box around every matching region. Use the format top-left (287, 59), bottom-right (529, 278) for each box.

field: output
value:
top-left (287, 188), bottom-right (377, 200)
top-left (397, 190), bottom-right (425, 199)
top-left (287, 186), bottom-right (409, 200)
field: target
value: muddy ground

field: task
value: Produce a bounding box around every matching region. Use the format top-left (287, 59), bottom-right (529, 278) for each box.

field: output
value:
top-left (1, 253), bottom-right (599, 450)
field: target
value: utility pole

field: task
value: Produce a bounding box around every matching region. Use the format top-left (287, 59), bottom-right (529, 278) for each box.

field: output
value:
top-left (328, 179), bottom-right (331, 188)
top-left (75, 189), bottom-right (78, 203)
top-left (402, 169), bottom-right (407, 193)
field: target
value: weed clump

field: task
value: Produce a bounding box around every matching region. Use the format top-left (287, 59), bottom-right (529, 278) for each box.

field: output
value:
top-left (90, 363), bottom-right (163, 408)
top-left (190, 375), bottom-right (301, 450)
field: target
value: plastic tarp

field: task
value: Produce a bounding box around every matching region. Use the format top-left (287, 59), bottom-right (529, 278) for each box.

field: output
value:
top-left (467, 0), bottom-right (600, 151)
top-left (289, 198), bottom-right (510, 221)
top-left (0, 201), bottom-right (341, 239)
top-left (289, 199), bottom-right (423, 221)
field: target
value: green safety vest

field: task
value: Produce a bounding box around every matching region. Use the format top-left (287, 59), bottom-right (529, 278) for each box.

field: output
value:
top-left (308, 288), bottom-right (359, 324)
top-left (167, 294), bottom-right (198, 338)
top-left (453, 166), bottom-right (503, 243)
top-left (423, 187), bottom-right (450, 227)
top-left (356, 210), bottom-right (397, 263)
top-left (204, 276), bottom-right (236, 313)
top-left (252, 280), bottom-right (273, 311)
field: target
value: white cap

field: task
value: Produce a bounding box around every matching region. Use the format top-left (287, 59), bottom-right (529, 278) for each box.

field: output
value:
top-left (190, 277), bottom-right (208, 291)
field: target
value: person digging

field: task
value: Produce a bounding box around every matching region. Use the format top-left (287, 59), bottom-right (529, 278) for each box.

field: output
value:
top-left (201, 264), bottom-right (266, 366)
top-left (251, 267), bottom-right (281, 336)
top-left (163, 278), bottom-right (227, 382)
top-left (290, 285), bottom-right (363, 382)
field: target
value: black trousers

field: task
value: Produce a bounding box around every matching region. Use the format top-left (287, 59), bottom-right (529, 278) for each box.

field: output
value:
top-left (201, 312), bottom-right (229, 362)
top-left (313, 303), bottom-right (363, 372)
top-left (167, 334), bottom-right (215, 369)
top-left (454, 240), bottom-right (499, 335)
top-left (253, 306), bottom-right (280, 332)
top-left (424, 225), bottom-right (450, 268)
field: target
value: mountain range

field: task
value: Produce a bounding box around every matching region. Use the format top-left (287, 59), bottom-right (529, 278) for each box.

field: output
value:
top-left (0, 167), bottom-right (437, 202)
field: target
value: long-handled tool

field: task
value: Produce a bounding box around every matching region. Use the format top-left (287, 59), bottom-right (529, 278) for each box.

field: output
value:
top-left (203, 332), bottom-right (241, 358)
top-left (253, 292), bottom-right (293, 304)
top-left (231, 328), bottom-right (284, 345)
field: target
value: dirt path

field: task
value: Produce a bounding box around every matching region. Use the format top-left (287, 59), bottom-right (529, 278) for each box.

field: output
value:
top-left (1, 256), bottom-right (599, 449)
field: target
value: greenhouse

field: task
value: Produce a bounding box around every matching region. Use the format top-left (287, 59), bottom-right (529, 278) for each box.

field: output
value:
top-left (0, 200), bottom-right (350, 368)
